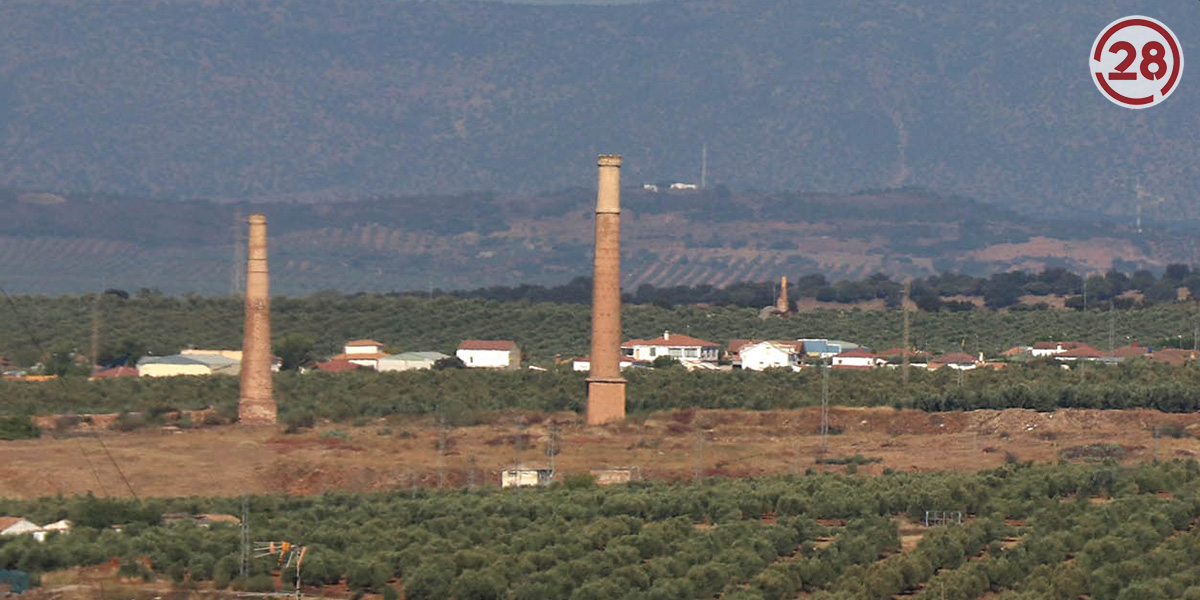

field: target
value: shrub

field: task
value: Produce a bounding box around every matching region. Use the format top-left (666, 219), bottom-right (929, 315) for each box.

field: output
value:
top-left (0, 416), bottom-right (41, 440)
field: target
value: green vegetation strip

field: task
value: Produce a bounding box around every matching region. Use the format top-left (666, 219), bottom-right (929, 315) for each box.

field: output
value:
top-left (5, 359), bottom-right (1200, 427)
top-left (4, 294), bottom-right (1200, 367)
top-left (2, 461), bottom-right (1200, 599)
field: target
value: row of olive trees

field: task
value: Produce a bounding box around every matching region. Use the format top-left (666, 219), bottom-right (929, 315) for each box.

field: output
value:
top-left (3, 461), bottom-right (1200, 598)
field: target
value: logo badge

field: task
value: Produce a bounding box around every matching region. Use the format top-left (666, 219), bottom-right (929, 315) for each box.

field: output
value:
top-left (1090, 16), bottom-right (1184, 109)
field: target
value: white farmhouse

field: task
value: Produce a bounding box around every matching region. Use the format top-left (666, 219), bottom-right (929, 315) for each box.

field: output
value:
top-left (831, 349), bottom-right (883, 370)
top-left (622, 331), bottom-right (721, 363)
top-left (331, 339), bottom-right (390, 370)
top-left (457, 340), bottom-right (521, 370)
top-left (0, 518), bottom-right (46, 543)
top-left (738, 340), bottom-right (804, 371)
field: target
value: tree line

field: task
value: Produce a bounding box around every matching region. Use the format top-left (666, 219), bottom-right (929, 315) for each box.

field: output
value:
top-left (5, 360), bottom-right (1200, 430)
top-left (3, 290), bottom-right (1200, 368)
top-left (423, 265), bottom-right (1200, 311)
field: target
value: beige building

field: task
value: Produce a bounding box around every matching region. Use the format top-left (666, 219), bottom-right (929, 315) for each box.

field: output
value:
top-left (137, 352), bottom-right (242, 377)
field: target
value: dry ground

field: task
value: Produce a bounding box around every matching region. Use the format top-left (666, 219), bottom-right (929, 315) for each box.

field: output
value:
top-left (5, 407), bottom-right (1199, 498)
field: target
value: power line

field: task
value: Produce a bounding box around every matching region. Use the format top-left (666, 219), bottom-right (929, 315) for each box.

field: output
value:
top-left (0, 284), bottom-right (140, 500)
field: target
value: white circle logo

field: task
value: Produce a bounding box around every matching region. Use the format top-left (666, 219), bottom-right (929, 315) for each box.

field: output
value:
top-left (1090, 15), bottom-right (1184, 109)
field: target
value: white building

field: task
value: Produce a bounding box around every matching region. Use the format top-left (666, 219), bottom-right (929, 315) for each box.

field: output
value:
top-left (571, 357), bottom-right (645, 372)
top-left (831, 349), bottom-right (883, 370)
top-left (669, 182), bottom-right (699, 190)
top-left (332, 339), bottom-right (390, 370)
top-left (501, 467), bottom-right (554, 488)
top-left (1030, 341), bottom-right (1083, 357)
top-left (928, 352), bottom-right (983, 371)
top-left (378, 351), bottom-right (448, 372)
top-left (457, 340), bottom-right (521, 370)
top-left (0, 518), bottom-right (46, 543)
top-left (622, 331), bottom-right (721, 363)
top-left (738, 340), bottom-right (804, 371)
top-left (42, 519), bottom-right (72, 535)
top-left (799, 339), bottom-right (861, 359)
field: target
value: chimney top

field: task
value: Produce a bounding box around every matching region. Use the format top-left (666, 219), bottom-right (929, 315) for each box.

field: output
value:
top-left (663, 330), bottom-right (670, 340)
top-left (598, 154), bottom-right (622, 167)
top-left (248, 214), bottom-right (267, 224)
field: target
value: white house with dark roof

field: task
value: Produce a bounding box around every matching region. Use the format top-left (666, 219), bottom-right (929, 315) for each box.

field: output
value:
top-left (457, 340), bottom-right (521, 370)
top-left (621, 331), bottom-right (721, 363)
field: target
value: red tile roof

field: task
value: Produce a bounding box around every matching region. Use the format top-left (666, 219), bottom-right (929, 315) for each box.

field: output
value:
top-left (727, 339), bottom-right (757, 354)
top-left (315, 359), bottom-right (362, 373)
top-left (1056, 344), bottom-right (1106, 358)
top-left (930, 352), bottom-right (979, 365)
top-left (878, 348), bottom-right (931, 358)
top-left (1151, 349), bottom-right (1200, 365)
top-left (1110, 343), bottom-right (1150, 358)
top-left (345, 339), bottom-right (383, 347)
top-left (622, 333), bottom-right (718, 348)
top-left (330, 352), bottom-right (389, 360)
top-left (835, 348), bottom-right (878, 359)
top-left (458, 340), bottom-right (519, 351)
top-left (92, 366), bottom-right (138, 379)
top-left (0, 517), bottom-right (27, 530)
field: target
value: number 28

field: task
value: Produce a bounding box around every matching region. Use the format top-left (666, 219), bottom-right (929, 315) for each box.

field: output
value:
top-left (1108, 40), bottom-right (1168, 81)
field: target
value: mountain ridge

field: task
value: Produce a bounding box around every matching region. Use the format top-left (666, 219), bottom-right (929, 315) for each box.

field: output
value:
top-left (3, 0), bottom-right (1199, 217)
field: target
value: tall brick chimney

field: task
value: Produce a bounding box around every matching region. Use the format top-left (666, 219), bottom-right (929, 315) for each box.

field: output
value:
top-left (776, 275), bottom-right (790, 313)
top-left (587, 154), bottom-right (627, 425)
top-left (239, 214), bottom-right (277, 425)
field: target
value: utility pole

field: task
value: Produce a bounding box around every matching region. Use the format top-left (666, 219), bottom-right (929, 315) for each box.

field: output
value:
top-left (700, 143), bottom-right (708, 189)
top-left (693, 430), bottom-right (704, 483)
top-left (467, 455), bottom-right (477, 491)
top-left (240, 493), bottom-right (250, 581)
top-left (436, 415), bottom-right (447, 489)
top-left (902, 279), bottom-right (912, 385)
top-left (820, 362), bottom-right (830, 456)
top-left (547, 422), bottom-right (558, 476)
top-left (90, 294), bottom-right (101, 376)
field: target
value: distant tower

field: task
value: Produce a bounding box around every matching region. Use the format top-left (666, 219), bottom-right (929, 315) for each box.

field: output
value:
top-left (587, 155), bottom-right (627, 426)
top-left (239, 214), bottom-right (277, 425)
top-left (775, 275), bottom-right (790, 314)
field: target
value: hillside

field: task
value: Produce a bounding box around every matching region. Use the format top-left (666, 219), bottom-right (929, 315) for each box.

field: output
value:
top-left (0, 186), bottom-right (1190, 295)
top-left (3, 0), bottom-right (1199, 220)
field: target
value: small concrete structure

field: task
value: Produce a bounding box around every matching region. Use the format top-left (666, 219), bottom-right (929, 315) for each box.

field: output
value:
top-left (501, 467), bottom-right (554, 488)
top-left (590, 467), bottom-right (641, 486)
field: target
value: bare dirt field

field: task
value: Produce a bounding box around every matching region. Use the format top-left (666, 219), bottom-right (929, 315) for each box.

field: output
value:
top-left (6, 407), bottom-right (1199, 499)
